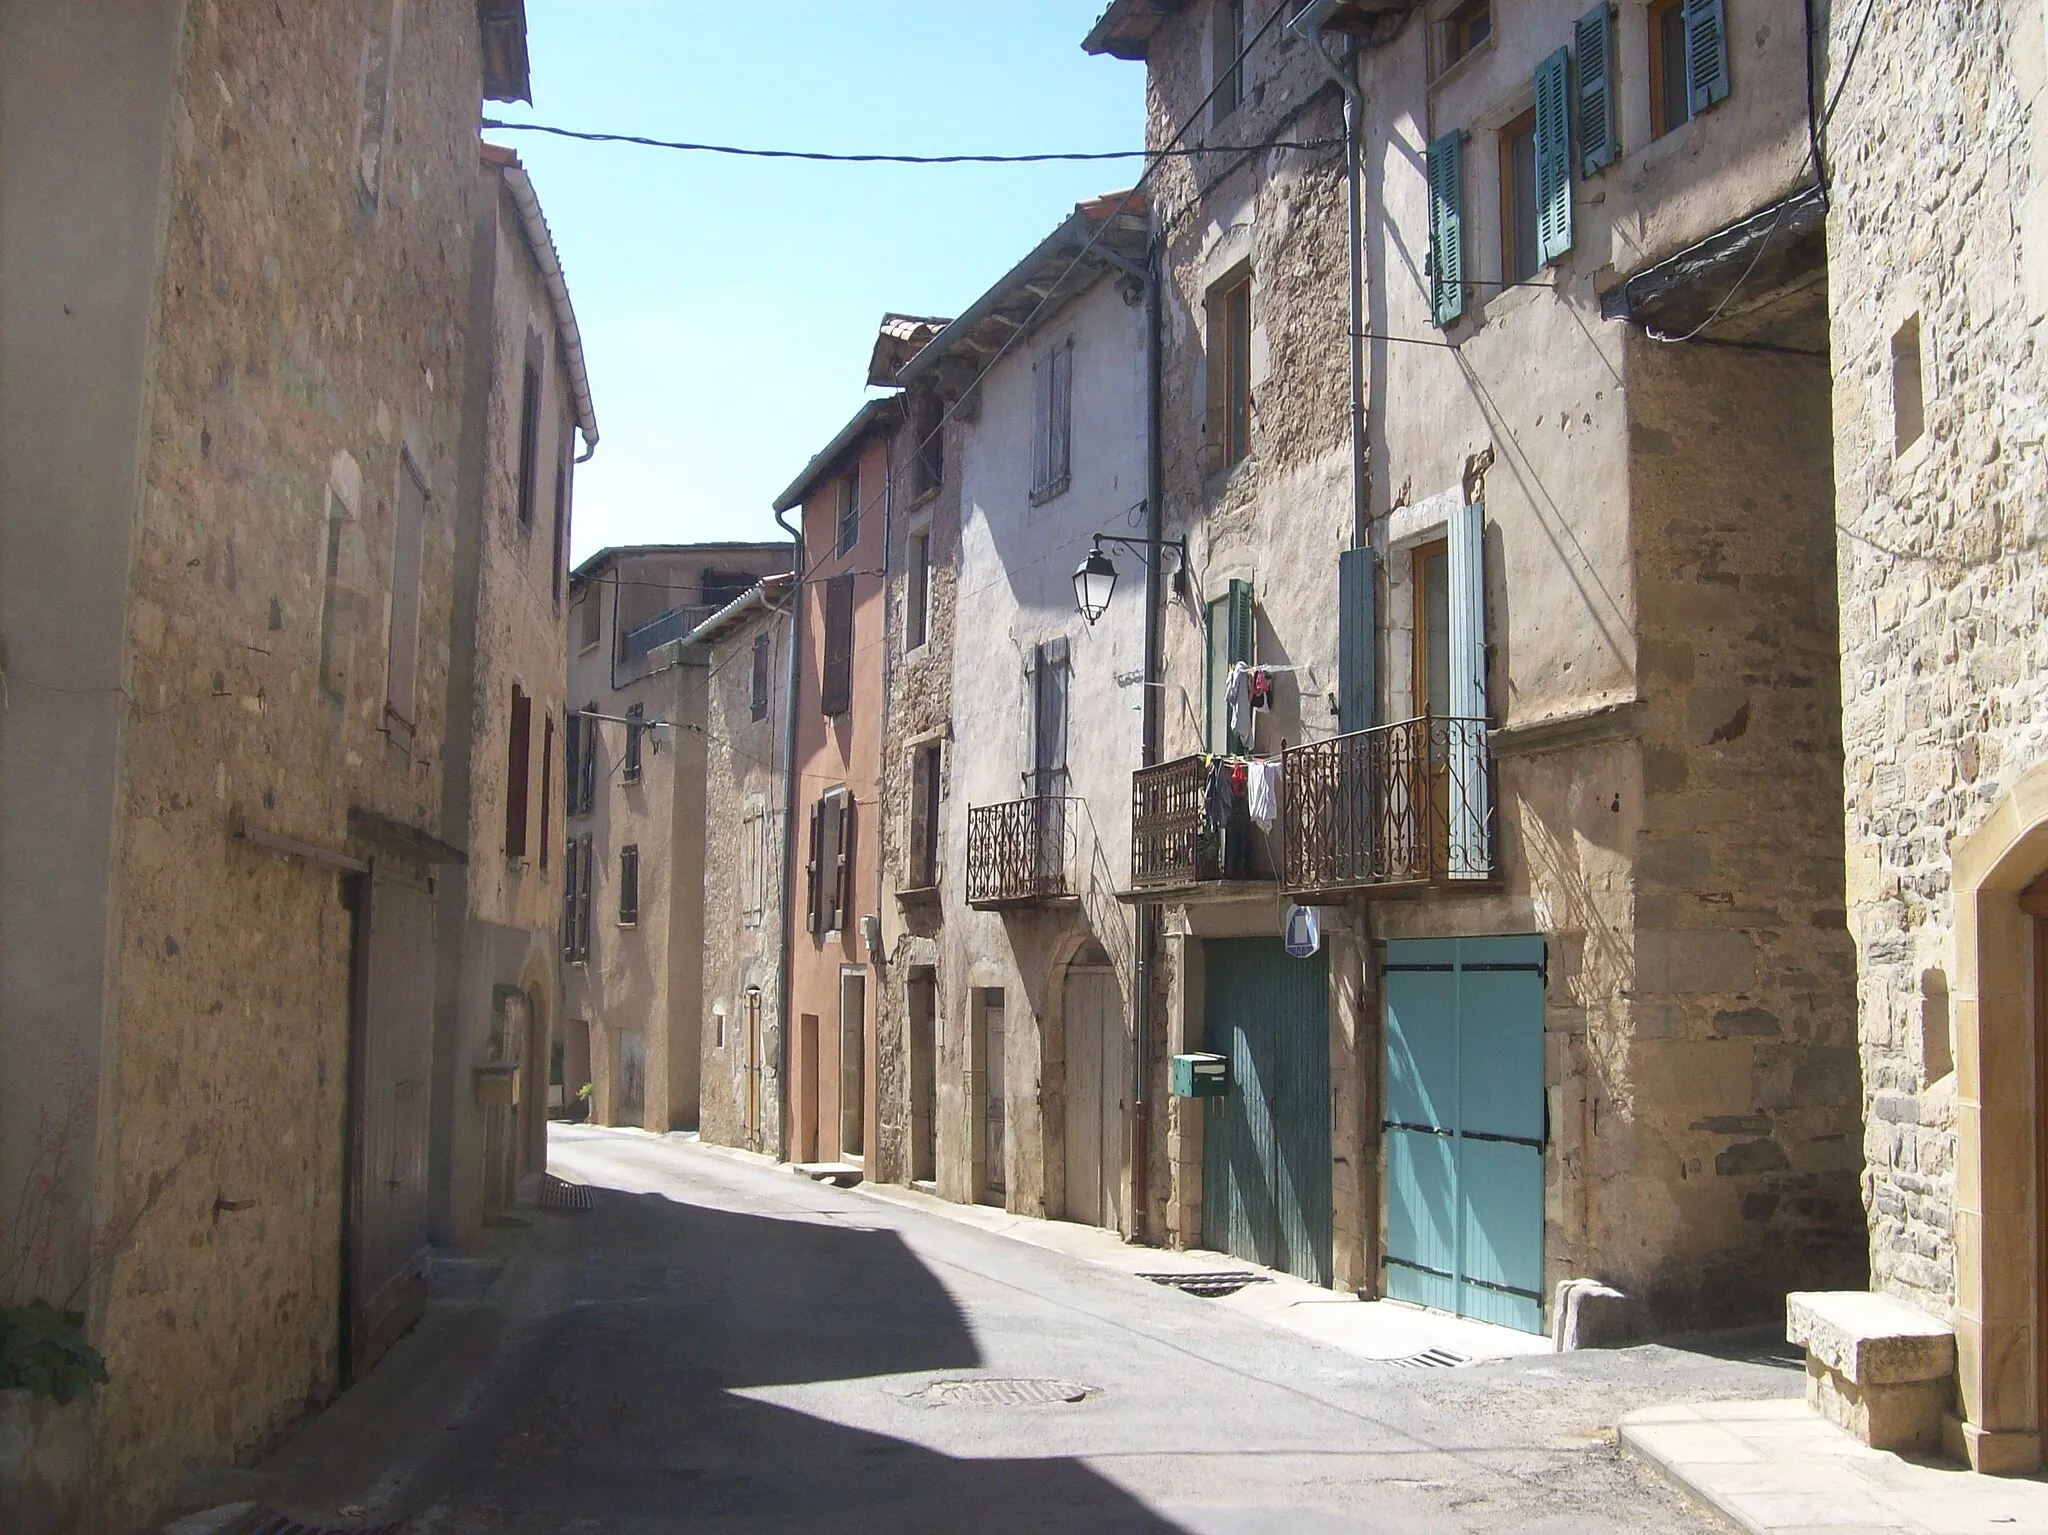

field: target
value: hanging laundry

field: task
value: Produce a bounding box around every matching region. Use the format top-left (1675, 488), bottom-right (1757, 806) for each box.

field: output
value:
top-left (1203, 756), bottom-right (1234, 835)
top-left (1247, 758), bottom-right (1280, 830)
top-left (1250, 668), bottom-right (1273, 709)
top-left (1224, 661), bottom-right (1253, 744)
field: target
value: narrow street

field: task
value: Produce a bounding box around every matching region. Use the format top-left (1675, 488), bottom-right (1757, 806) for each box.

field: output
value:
top-left (233, 1127), bottom-right (1793, 1534)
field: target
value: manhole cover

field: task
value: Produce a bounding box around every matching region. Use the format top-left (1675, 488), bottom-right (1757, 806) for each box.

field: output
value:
top-left (1136, 1270), bottom-right (1270, 1298)
top-left (532, 1174), bottom-right (595, 1210)
top-left (1386, 1347), bottom-right (1469, 1369)
top-left (925, 1377), bottom-right (1097, 1407)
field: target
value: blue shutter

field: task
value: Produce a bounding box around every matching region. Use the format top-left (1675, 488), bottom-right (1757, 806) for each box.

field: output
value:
top-left (1534, 48), bottom-right (1574, 265)
top-left (1445, 504), bottom-right (1490, 881)
top-left (1426, 132), bottom-right (1465, 328)
top-left (1227, 579), bottom-right (1254, 755)
top-left (1684, 0), bottom-right (1730, 115)
top-left (1575, 6), bottom-right (1616, 176)
top-left (1336, 547), bottom-right (1377, 735)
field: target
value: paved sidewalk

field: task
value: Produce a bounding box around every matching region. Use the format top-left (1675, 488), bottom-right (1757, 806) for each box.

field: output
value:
top-left (1621, 1398), bottom-right (2048, 1533)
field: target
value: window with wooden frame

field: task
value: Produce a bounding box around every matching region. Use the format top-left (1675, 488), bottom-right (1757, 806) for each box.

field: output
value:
top-left (516, 358), bottom-right (542, 529)
top-left (1500, 108), bottom-right (1541, 287)
top-left (806, 788), bottom-right (855, 936)
top-left (750, 631), bottom-right (772, 721)
top-left (1411, 540), bottom-right (1452, 720)
top-left (1211, 0), bottom-right (1245, 124)
top-left (618, 844), bottom-right (639, 926)
top-left (539, 713), bottom-right (554, 870)
top-left (908, 741), bottom-right (942, 890)
top-left (1441, 0), bottom-right (1491, 71)
top-left (1027, 638), bottom-right (1070, 798)
top-left (1650, 0), bottom-right (1730, 139)
top-left (1205, 581), bottom-right (1255, 755)
top-left (836, 468), bottom-right (861, 556)
top-left (741, 805), bottom-right (767, 925)
top-left (1031, 340), bottom-right (1073, 503)
top-left (821, 573), bottom-right (855, 717)
top-left (623, 703), bottom-right (644, 785)
top-left (906, 529), bottom-right (932, 652)
top-left (505, 684), bottom-right (532, 857)
top-left (1207, 272), bottom-right (1253, 471)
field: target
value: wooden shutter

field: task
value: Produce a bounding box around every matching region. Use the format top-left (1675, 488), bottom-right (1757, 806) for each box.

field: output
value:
top-left (1427, 132), bottom-right (1465, 328)
top-left (619, 845), bottom-right (638, 925)
top-left (539, 715), bottom-right (554, 869)
top-left (1031, 352), bottom-right (1050, 493)
top-left (1227, 580), bottom-right (1254, 754)
top-left (806, 798), bottom-right (825, 935)
top-left (563, 712), bottom-right (580, 814)
top-left (833, 794), bottom-right (856, 932)
top-left (517, 362), bottom-right (542, 527)
top-left (505, 686), bottom-right (531, 856)
top-left (1336, 547), bottom-right (1377, 735)
top-left (579, 708), bottom-right (598, 812)
top-left (1446, 504), bottom-right (1491, 880)
top-left (624, 704), bottom-right (644, 784)
top-left (1684, 0), bottom-right (1730, 115)
top-left (909, 747), bottom-right (937, 888)
top-left (561, 839), bottom-right (577, 958)
top-left (575, 836), bottom-right (593, 958)
top-left (1575, 5), bottom-right (1616, 177)
top-left (1031, 638), bottom-right (1070, 793)
top-left (1050, 343), bottom-right (1072, 488)
top-left (821, 574), bottom-right (854, 716)
top-left (1534, 48), bottom-right (1574, 266)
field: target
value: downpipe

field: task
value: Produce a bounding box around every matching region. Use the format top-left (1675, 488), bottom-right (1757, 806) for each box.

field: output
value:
top-left (1131, 233), bottom-right (1166, 1243)
top-left (773, 502), bottom-right (805, 1163)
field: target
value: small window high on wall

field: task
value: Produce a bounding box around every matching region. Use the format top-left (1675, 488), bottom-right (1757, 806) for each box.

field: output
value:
top-left (505, 684), bottom-right (532, 858)
top-left (1207, 272), bottom-right (1252, 470)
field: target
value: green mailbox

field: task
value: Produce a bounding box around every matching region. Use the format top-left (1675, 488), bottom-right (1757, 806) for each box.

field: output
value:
top-left (1170, 1052), bottom-right (1229, 1099)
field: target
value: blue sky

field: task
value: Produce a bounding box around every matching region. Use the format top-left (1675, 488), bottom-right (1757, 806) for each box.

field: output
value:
top-left (489, 2), bottom-right (1143, 560)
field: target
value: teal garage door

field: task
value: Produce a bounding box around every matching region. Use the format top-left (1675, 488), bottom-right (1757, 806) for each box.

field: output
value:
top-left (1202, 938), bottom-right (1331, 1286)
top-left (1383, 935), bottom-right (1546, 1332)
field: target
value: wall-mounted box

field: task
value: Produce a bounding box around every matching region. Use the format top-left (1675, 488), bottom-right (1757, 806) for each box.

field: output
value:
top-left (1170, 1052), bottom-right (1229, 1098)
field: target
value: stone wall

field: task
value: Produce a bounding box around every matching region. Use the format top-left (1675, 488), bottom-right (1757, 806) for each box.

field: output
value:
top-left (92, 2), bottom-right (484, 1525)
top-left (1827, 0), bottom-right (2048, 1317)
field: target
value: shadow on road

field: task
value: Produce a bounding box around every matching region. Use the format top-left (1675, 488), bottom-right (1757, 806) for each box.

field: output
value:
top-left (300, 1180), bottom-right (1189, 1533)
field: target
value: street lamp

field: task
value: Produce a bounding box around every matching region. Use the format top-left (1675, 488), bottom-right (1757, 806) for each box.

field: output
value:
top-left (1073, 533), bottom-right (1188, 625)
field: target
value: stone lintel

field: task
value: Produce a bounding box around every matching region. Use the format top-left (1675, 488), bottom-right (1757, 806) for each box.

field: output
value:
top-left (1786, 1290), bottom-right (1956, 1385)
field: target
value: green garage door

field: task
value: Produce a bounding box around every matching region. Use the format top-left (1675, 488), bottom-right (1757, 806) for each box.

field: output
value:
top-left (1383, 935), bottom-right (1546, 1333)
top-left (1203, 938), bottom-right (1331, 1286)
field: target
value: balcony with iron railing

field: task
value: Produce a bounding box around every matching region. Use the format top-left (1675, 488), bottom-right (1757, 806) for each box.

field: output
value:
top-left (1281, 714), bottom-right (1498, 897)
top-left (1127, 753), bottom-right (1272, 895)
top-left (613, 604), bottom-right (717, 681)
top-left (966, 796), bottom-right (1078, 909)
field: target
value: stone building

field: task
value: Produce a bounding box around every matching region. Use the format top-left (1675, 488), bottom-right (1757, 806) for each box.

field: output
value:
top-left (561, 542), bottom-right (788, 1132)
top-left (773, 399), bottom-right (900, 1172)
top-left (0, 0), bottom-right (535, 1526)
top-left (884, 207), bottom-right (1151, 1225)
top-left (430, 141), bottom-right (596, 1248)
top-left (1798, 0), bottom-right (2048, 1474)
top-left (694, 575), bottom-right (796, 1158)
top-left (1084, 0), bottom-right (1863, 1332)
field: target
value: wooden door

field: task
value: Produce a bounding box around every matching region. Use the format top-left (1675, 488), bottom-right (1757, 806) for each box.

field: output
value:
top-left (795, 1014), bottom-right (819, 1163)
top-left (982, 989), bottom-right (1007, 1198)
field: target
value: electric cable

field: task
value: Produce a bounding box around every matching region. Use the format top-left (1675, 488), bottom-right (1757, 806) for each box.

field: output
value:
top-left (481, 118), bottom-right (1336, 163)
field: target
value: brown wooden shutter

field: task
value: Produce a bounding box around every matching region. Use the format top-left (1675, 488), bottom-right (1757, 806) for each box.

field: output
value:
top-left (821, 574), bottom-right (854, 716)
top-left (806, 798), bottom-right (825, 935)
top-left (834, 794), bottom-right (856, 932)
top-left (539, 714), bottom-right (554, 869)
top-left (909, 749), bottom-right (932, 888)
top-left (505, 685), bottom-right (531, 856)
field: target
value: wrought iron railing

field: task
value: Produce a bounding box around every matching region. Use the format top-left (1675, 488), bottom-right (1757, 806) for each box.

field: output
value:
top-left (966, 796), bottom-right (1074, 907)
top-left (619, 604), bottom-right (715, 663)
top-left (1129, 753), bottom-right (1265, 889)
top-left (1281, 714), bottom-right (1496, 894)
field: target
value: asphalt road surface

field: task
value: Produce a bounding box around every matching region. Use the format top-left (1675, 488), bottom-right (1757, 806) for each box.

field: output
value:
top-left (246, 1126), bottom-right (1792, 1534)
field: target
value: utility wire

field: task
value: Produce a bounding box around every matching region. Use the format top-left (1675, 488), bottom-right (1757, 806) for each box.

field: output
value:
top-left (481, 118), bottom-right (1337, 163)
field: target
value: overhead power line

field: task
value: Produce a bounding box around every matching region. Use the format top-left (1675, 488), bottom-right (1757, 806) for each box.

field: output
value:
top-left (480, 118), bottom-right (1336, 163)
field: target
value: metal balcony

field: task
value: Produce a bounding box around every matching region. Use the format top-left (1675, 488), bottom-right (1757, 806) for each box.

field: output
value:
top-left (966, 796), bottom-right (1076, 909)
top-left (1281, 714), bottom-right (1497, 897)
top-left (1129, 753), bottom-right (1269, 892)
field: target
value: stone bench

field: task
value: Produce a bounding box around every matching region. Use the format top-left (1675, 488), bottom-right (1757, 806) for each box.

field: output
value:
top-left (1786, 1290), bottom-right (1956, 1453)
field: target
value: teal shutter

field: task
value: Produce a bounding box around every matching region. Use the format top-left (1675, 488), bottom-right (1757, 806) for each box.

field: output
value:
top-left (1574, 5), bottom-right (1615, 176)
top-left (1336, 548), bottom-right (1376, 735)
top-left (1426, 132), bottom-right (1464, 328)
top-left (1227, 579), bottom-right (1254, 754)
top-left (1445, 504), bottom-right (1490, 880)
top-left (1684, 0), bottom-right (1730, 115)
top-left (1534, 48), bottom-right (1574, 265)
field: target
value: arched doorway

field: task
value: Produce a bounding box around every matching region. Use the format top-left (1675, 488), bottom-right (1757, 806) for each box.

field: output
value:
top-left (1949, 762), bottom-right (2048, 1472)
top-left (1060, 940), bottom-right (1125, 1232)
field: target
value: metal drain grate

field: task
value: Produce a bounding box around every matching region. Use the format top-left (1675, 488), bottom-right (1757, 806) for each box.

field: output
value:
top-left (925, 1377), bottom-right (1097, 1408)
top-left (532, 1174), bottom-right (595, 1210)
top-left (1386, 1347), bottom-right (1469, 1369)
top-left (1136, 1270), bottom-right (1271, 1298)
top-left (218, 1509), bottom-right (405, 1535)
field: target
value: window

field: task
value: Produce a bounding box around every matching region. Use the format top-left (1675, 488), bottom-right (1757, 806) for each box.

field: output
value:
top-left (623, 703), bottom-right (644, 785)
top-left (911, 391), bottom-right (944, 499)
top-left (1427, 132), bottom-right (1466, 327)
top-left (821, 573), bottom-right (855, 717)
top-left (385, 451), bottom-right (428, 728)
top-left (1574, 5), bottom-right (1617, 176)
top-left (562, 840), bottom-right (578, 959)
top-left (836, 469), bottom-right (861, 556)
top-left (578, 589), bottom-right (601, 651)
top-left (505, 684), bottom-right (532, 858)
top-left (1500, 109), bottom-right (1540, 287)
top-left (806, 788), bottom-right (855, 935)
top-left (750, 631), bottom-right (772, 721)
top-left (906, 530), bottom-right (932, 651)
top-left (1206, 580), bottom-right (1255, 754)
top-left (574, 704), bottom-right (599, 813)
top-left (1031, 340), bottom-right (1073, 503)
top-left (741, 805), bottom-right (767, 925)
top-left (909, 741), bottom-right (942, 890)
top-left (1208, 274), bottom-right (1252, 470)
top-left (1442, 0), bottom-right (1491, 70)
top-left (539, 713), bottom-right (554, 870)
top-left (561, 834), bottom-right (593, 960)
top-left (703, 567), bottom-right (754, 610)
top-left (551, 427), bottom-right (570, 607)
top-left (1651, 0), bottom-right (1730, 138)
top-left (1892, 317), bottom-right (1925, 456)
top-left (1533, 48), bottom-right (1574, 265)
top-left (516, 358), bottom-right (542, 529)
top-left (1211, 0), bottom-right (1245, 124)
top-left (618, 844), bottom-right (639, 926)
top-left (1412, 540), bottom-right (1452, 719)
top-left (1029, 638), bottom-right (1069, 797)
